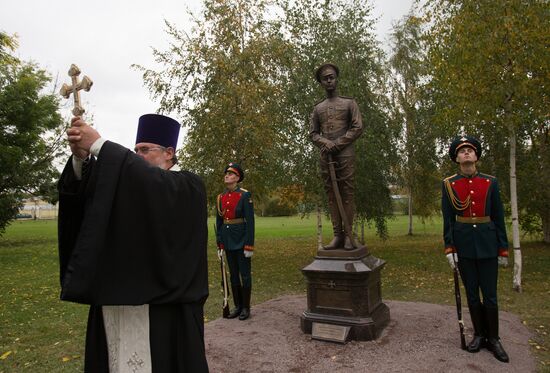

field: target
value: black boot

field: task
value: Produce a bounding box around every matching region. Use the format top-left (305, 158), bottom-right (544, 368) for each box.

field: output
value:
top-left (485, 306), bottom-right (509, 363)
top-left (227, 285), bottom-right (242, 319)
top-left (467, 305), bottom-right (486, 352)
top-left (239, 286), bottom-right (251, 320)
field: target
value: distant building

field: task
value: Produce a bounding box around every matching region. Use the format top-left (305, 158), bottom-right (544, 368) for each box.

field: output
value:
top-left (18, 198), bottom-right (58, 220)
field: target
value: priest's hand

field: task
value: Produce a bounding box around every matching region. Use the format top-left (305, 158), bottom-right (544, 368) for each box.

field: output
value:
top-left (68, 137), bottom-right (89, 160)
top-left (446, 253), bottom-right (458, 270)
top-left (67, 116), bottom-right (101, 153)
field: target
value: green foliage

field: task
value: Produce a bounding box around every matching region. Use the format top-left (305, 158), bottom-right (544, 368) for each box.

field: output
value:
top-left (279, 0), bottom-right (397, 236)
top-left (388, 13), bottom-right (441, 226)
top-left (517, 129), bottom-right (550, 241)
top-left (135, 0), bottom-right (290, 205)
top-left (261, 197), bottom-right (297, 217)
top-left (422, 0), bottom-right (550, 241)
top-left (0, 32), bottom-right (65, 235)
top-left (136, 0), bottom-right (398, 237)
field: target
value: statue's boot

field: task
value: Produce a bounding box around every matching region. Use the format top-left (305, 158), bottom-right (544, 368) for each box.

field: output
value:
top-left (343, 201), bottom-right (356, 250)
top-left (324, 234), bottom-right (344, 250)
top-left (467, 304), bottom-right (486, 352)
top-left (344, 235), bottom-right (354, 250)
top-left (324, 201), bottom-right (344, 250)
top-left (485, 306), bottom-right (509, 363)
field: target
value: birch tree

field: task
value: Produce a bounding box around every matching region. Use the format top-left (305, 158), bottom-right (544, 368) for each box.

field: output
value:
top-left (423, 0), bottom-right (549, 291)
top-left (279, 0), bottom-right (397, 239)
top-left (389, 13), bottom-right (441, 235)
top-left (135, 0), bottom-right (289, 204)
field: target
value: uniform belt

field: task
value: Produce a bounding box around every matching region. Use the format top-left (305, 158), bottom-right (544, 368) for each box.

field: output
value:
top-left (456, 216), bottom-right (491, 223)
top-left (224, 218), bottom-right (245, 224)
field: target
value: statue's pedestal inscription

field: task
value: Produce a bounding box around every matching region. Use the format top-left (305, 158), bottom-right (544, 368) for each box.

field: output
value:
top-left (301, 249), bottom-right (390, 342)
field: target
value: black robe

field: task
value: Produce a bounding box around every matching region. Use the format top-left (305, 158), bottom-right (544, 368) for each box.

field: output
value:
top-left (58, 141), bottom-right (209, 372)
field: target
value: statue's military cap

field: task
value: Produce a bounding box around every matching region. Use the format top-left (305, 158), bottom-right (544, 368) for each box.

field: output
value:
top-left (449, 135), bottom-right (482, 162)
top-left (315, 63), bottom-right (340, 82)
top-left (224, 162), bottom-right (244, 182)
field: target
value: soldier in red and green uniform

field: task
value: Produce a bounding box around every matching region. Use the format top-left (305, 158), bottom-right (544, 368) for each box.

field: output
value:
top-left (216, 162), bottom-right (255, 320)
top-left (442, 136), bottom-right (510, 363)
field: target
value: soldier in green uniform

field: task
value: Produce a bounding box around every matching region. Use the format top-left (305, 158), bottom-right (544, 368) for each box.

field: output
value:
top-left (442, 136), bottom-right (510, 362)
top-left (309, 63), bottom-right (363, 250)
top-left (216, 162), bottom-right (255, 320)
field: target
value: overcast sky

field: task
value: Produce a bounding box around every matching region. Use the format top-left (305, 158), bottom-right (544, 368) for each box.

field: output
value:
top-left (2, 0), bottom-right (413, 149)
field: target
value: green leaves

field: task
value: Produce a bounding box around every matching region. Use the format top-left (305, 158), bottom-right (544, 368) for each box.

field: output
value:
top-left (422, 0), bottom-right (550, 240)
top-left (0, 32), bottom-right (64, 234)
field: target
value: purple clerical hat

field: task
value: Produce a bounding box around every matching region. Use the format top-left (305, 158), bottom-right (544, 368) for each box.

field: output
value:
top-left (135, 114), bottom-right (180, 149)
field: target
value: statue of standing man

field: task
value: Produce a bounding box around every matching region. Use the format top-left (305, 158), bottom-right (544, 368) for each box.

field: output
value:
top-left (310, 63), bottom-right (364, 250)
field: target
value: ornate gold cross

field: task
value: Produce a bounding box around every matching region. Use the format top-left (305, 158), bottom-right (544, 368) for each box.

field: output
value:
top-left (59, 64), bottom-right (93, 116)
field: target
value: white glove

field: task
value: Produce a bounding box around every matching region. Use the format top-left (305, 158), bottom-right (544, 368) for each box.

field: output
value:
top-left (446, 253), bottom-right (458, 270)
top-left (244, 250), bottom-right (253, 258)
top-left (217, 249), bottom-right (223, 260)
top-left (498, 256), bottom-right (509, 267)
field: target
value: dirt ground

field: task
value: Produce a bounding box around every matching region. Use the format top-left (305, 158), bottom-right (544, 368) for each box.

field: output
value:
top-left (205, 295), bottom-right (535, 372)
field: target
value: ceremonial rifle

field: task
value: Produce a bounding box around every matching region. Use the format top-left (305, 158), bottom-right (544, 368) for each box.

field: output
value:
top-left (327, 153), bottom-right (359, 248)
top-left (452, 256), bottom-right (467, 350)
top-left (214, 224), bottom-right (230, 318)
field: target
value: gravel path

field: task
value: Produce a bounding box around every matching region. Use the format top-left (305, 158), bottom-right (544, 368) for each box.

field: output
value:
top-left (205, 295), bottom-right (535, 372)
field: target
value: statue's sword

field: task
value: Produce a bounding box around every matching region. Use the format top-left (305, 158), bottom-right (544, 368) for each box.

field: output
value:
top-left (327, 153), bottom-right (358, 248)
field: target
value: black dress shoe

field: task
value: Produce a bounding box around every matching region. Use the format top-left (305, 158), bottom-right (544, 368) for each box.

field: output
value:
top-left (227, 308), bottom-right (242, 319)
top-left (467, 335), bottom-right (486, 352)
top-left (238, 308), bottom-right (250, 320)
top-left (487, 338), bottom-right (510, 363)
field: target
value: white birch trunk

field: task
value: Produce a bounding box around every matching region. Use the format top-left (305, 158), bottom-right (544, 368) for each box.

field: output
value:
top-left (509, 123), bottom-right (522, 292)
top-left (408, 190), bottom-right (413, 236)
top-left (316, 204), bottom-right (323, 250)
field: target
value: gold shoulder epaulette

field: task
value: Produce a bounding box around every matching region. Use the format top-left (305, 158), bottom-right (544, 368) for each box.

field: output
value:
top-left (240, 188), bottom-right (249, 192)
top-left (479, 172), bottom-right (495, 179)
top-left (443, 174), bottom-right (457, 182)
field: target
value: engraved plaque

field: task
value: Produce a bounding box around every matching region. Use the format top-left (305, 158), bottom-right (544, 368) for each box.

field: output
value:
top-left (311, 322), bottom-right (350, 343)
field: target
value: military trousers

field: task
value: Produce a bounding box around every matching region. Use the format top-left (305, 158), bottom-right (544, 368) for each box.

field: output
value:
top-left (226, 249), bottom-right (252, 288)
top-left (458, 257), bottom-right (498, 308)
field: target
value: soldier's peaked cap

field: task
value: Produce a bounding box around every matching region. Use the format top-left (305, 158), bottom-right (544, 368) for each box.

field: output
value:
top-left (449, 135), bottom-right (482, 163)
top-left (315, 63), bottom-right (340, 82)
top-left (224, 162), bottom-right (244, 182)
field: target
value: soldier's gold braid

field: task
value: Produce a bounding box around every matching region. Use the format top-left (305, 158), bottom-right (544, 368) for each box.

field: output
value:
top-left (216, 194), bottom-right (225, 217)
top-left (444, 178), bottom-right (470, 211)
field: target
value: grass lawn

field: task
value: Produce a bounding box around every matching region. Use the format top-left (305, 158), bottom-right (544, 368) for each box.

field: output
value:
top-left (1, 216), bottom-right (549, 372)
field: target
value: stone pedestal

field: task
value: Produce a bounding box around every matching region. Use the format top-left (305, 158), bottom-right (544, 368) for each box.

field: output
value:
top-left (301, 247), bottom-right (390, 342)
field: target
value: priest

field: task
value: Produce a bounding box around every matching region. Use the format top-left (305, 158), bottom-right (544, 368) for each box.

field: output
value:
top-left (58, 114), bottom-right (209, 372)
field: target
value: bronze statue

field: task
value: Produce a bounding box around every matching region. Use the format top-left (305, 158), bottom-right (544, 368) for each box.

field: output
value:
top-left (309, 63), bottom-right (363, 250)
